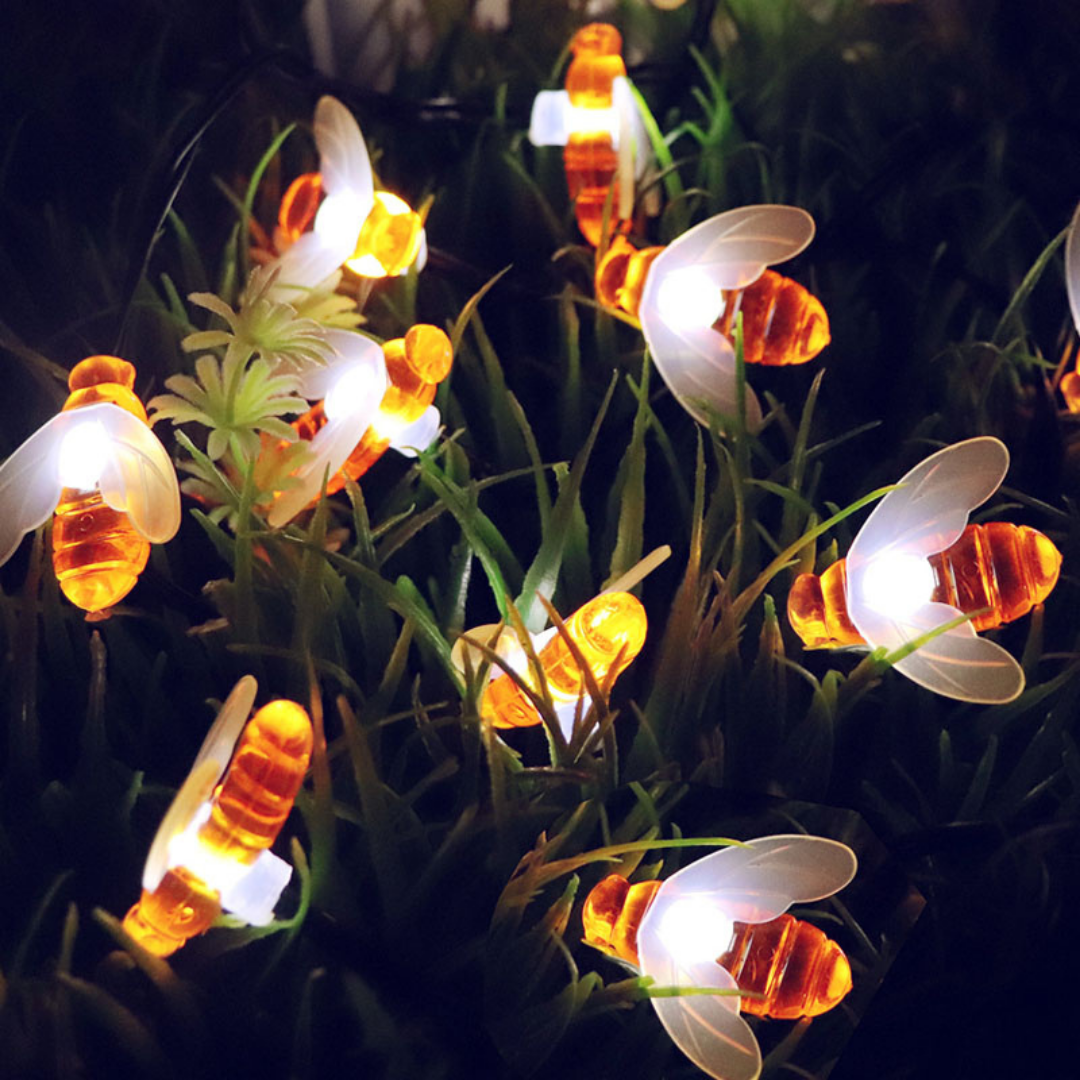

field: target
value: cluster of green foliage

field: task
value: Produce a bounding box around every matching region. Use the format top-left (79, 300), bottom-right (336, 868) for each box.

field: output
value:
top-left (1, 1), bottom-right (1079, 1078)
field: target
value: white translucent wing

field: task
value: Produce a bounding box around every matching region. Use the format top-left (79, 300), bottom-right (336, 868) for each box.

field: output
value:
top-left (654, 205), bottom-right (816, 292)
top-left (612, 77), bottom-right (637, 221)
top-left (267, 415), bottom-right (362, 527)
top-left (141, 758), bottom-right (221, 893)
top-left (848, 437), bottom-right (1008, 571)
top-left (612, 75), bottom-right (649, 177)
top-left (639, 302), bottom-right (763, 431)
top-left (638, 903), bottom-right (760, 1080)
top-left (292, 329), bottom-right (384, 401)
top-left (270, 230), bottom-right (353, 295)
top-left (314, 95), bottom-right (374, 210)
top-left (866, 600), bottom-right (1025, 703)
top-left (0, 412), bottom-right (70, 565)
top-left (1066, 199), bottom-right (1080, 333)
top-left (388, 405), bottom-right (441, 457)
top-left (651, 835), bottom-right (858, 925)
top-left (413, 229), bottom-right (429, 274)
top-left (268, 334), bottom-right (387, 526)
top-left (92, 405), bottom-right (180, 543)
top-left (143, 674), bottom-right (257, 890)
top-left (190, 674), bottom-right (259, 778)
top-left (528, 89), bottom-right (571, 146)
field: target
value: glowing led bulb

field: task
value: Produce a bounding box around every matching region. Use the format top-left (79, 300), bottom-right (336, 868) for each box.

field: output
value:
top-left (655, 267), bottom-right (727, 331)
top-left (594, 205), bottom-right (828, 433)
top-left (479, 591), bottom-right (647, 732)
top-left (857, 551), bottom-right (935, 618)
top-left (122, 677), bottom-right (312, 957)
top-left (582, 835), bottom-right (858, 1080)
top-left (267, 96), bottom-right (426, 297)
top-left (0, 355), bottom-right (180, 614)
top-left (786, 437), bottom-right (1062, 703)
top-left (657, 898), bottom-right (734, 966)
top-left (528, 23), bottom-right (648, 246)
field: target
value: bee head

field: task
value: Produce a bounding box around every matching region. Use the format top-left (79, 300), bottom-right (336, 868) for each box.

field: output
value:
top-left (63, 355), bottom-right (147, 422)
top-left (582, 873), bottom-right (661, 966)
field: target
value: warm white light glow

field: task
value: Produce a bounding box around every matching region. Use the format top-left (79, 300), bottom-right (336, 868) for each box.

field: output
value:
top-left (314, 192), bottom-right (366, 244)
top-left (655, 268), bottom-right (726, 331)
top-left (167, 802), bottom-right (246, 894)
top-left (657, 897), bottom-right (734, 966)
top-left (565, 103), bottom-right (619, 141)
top-left (345, 253), bottom-right (389, 277)
top-left (859, 551), bottom-right (935, 618)
top-left (58, 420), bottom-right (110, 490)
top-left (325, 364), bottom-right (383, 422)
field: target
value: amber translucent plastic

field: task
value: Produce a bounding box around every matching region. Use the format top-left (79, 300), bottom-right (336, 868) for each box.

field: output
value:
top-left (719, 914), bottom-right (852, 1019)
top-left (787, 522), bottom-right (1063, 649)
top-left (122, 866), bottom-right (221, 957)
top-left (787, 561), bottom-right (863, 649)
top-left (277, 172), bottom-right (323, 246)
top-left (563, 24), bottom-right (629, 246)
top-left (582, 875), bottom-right (662, 963)
top-left (714, 270), bottom-right (830, 367)
top-left (928, 522), bottom-right (1062, 631)
top-left (346, 191), bottom-right (424, 278)
top-left (481, 592), bottom-right (647, 729)
top-left (1061, 370), bottom-right (1080, 412)
top-left (52, 488), bottom-right (150, 612)
top-left (594, 236), bottom-right (664, 318)
top-left (122, 700), bottom-right (313, 957)
top-left (198, 699), bottom-right (314, 861)
top-left (51, 358), bottom-right (153, 612)
top-left (582, 878), bottom-right (852, 1019)
top-left (62, 355), bottom-right (147, 422)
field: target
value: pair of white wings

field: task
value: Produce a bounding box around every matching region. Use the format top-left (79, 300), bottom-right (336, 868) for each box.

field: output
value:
top-left (528, 76), bottom-right (649, 223)
top-left (845, 436), bottom-right (1025, 704)
top-left (270, 95), bottom-right (428, 295)
top-left (638, 204), bottom-right (817, 432)
top-left (267, 329), bottom-right (441, 527)
top-left (0, 402), bottom-right (180, 568)
top-left (634, 834), bottom-right (857, 1080)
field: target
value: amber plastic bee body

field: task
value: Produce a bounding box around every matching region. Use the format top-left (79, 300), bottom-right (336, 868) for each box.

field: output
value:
top-left (52, 487), bottom-right (151, 612)
top-left (562, 24), bottom-right (630, 246)
top-left (583, 868), bottom-right (852, 1020)
top-left (123, 692), bottom-right (313, 957)
top-left (789, 521), bottom-right (1062, 650)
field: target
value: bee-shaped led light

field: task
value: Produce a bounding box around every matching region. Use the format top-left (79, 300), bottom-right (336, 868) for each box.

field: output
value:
top-left (267, 324), bottom-right (451, 526)
top-left (0, 355), bottom-right (180, 613)
top-left (454, 588), bottom-right (648, 737)
top-left (594, 205), bottom-right (829, 431)
top-left (268, 95), bottom-right (426, 295)
top-left (582, 835), bottom-right (857, 1080)
top-left (529, 23), bottom-right (648, 247)
top-left (480, 591), bottom-right (647, 732)
top-left (787, 437), bottom-right (1062, 703)
top-left (122, 676), bottom-right (313, 957)
top-left (1059, 200), bottom-right (1080, 411)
